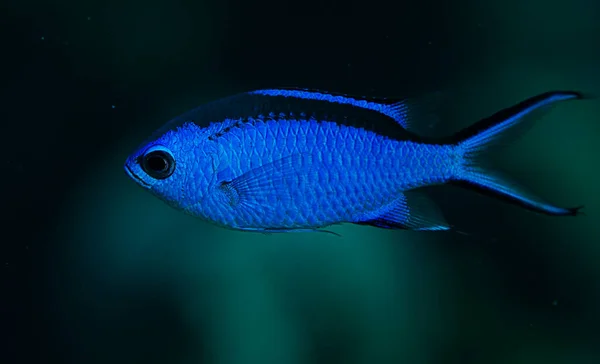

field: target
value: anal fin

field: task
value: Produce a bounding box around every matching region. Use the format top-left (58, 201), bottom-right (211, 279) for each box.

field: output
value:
top-left (356, 190), bottom-right (450, 231)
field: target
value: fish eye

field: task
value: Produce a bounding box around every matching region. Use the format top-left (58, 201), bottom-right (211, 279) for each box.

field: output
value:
top-left (140, 146), bottom-right (175, 179)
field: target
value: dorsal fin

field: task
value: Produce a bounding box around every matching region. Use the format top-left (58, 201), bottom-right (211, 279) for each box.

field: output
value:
top-left (152, 87), bottom-right (444, 143)
top-left (250, 87), bottom-right (442, 135)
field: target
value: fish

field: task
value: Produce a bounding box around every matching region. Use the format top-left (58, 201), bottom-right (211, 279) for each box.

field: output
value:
top-left (124, 88), bottom-right (585, 234)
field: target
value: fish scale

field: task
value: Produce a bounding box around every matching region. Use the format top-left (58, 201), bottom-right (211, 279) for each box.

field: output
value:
top-left (203, 120), bottom-right (449, 229)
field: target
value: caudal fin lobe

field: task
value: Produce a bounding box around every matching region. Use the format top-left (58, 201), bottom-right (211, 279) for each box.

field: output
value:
top-left (450, 91), bottom-right (586, 216)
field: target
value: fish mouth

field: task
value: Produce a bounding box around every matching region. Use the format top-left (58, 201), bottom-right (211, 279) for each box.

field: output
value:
top-left (124, 163), bottom-right (150, 188)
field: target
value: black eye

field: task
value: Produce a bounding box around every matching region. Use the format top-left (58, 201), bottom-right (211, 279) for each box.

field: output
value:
top-left (141, 150), bottom-right (175, 179)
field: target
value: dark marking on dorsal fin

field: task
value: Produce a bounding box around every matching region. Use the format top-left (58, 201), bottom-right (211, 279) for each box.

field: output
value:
top-left (151, 88), bottom-right (446, 143)
top-left (250, 88), bottom-right (441, 132)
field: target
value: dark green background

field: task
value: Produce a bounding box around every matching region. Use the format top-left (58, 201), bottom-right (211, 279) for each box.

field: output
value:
top-left (2, 0), bottom-right (600, 363)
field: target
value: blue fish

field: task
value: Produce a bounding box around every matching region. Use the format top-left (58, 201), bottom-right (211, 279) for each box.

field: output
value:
top-left (124, 88), bottom-right (584, 234)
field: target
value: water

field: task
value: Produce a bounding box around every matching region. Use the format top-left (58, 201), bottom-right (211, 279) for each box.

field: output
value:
top-left (3, 0), bottom-right (600, 363)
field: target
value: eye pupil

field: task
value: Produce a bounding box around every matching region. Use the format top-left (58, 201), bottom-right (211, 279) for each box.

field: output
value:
top-left (141, 149), bottom-right (175, 179)
top-left (147, 155), bottom-right (167, 172)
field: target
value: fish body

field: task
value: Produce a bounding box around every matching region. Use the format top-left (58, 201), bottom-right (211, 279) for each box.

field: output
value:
top-left (124, 88), bottom-right (584, 233)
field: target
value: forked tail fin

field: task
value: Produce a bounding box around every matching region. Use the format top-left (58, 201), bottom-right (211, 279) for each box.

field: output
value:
top-left (448, 91), bottom-right (585, 216)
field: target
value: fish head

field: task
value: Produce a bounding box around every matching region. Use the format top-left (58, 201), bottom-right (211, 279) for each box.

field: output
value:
top-left (124, 125), bottom-right (214, 212)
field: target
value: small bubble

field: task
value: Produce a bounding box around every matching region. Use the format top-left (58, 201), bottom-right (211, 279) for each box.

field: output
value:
top-left (552, 300), bottom-right (558, 306)
top-left (87, 16), bottom-right (91, 21)
top-left (40, 36), bottom-right (45, 40)
top-left (111, 105), bottom-right (116, 109)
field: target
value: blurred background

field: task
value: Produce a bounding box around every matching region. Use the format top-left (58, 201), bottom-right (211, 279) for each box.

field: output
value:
top-left (2, 0), bottom-right (600, 363)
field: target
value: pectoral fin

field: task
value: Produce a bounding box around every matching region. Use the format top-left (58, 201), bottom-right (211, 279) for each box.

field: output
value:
top-left (218, 153), bottom-right (319, 212)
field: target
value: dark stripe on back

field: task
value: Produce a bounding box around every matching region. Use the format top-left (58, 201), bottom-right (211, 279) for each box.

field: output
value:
top-left (152, 88), bottom-right (424, 142)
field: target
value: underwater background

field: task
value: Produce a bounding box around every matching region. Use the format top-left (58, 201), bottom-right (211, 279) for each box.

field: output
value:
top-left (2, 0), bottom-right (600, 363)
